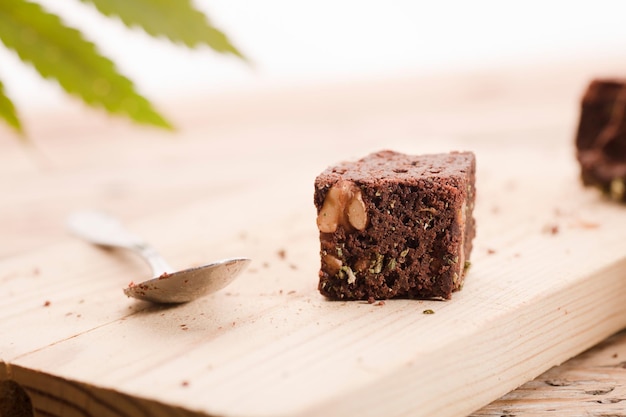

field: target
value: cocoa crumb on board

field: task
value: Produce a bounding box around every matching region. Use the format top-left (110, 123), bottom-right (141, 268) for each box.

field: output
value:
top-left (289, 263), bottom-right (298, 270)
top-left (487, 248), bottom-right (496, 255)
top-left (277, 249), bottom-right (287, 260)
top-left (287, 290), bottom-right (296, 295)
top-left (375, 301), bottom-right (385, 306)
top-left (43, 300), bottom-right (51, 307)
top-left (181, 380), bottom-right (189, 387)
top-left (542, 224), bottom-right (559, 235)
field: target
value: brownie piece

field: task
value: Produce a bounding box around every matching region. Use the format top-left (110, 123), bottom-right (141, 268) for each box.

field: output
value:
top-left (314, 150), bottom-right (476, 301)
top-left (575, 79), bottom-right (626, 201)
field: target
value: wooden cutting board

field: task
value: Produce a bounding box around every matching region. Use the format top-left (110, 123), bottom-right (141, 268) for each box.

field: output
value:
top-left (2, 56), bottom-right (626, 417)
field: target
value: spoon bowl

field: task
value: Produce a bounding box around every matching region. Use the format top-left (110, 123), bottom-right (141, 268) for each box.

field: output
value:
top-left (67, 210), bottom-right (250, 304)
top-left (124, 257), bottom-right (250, 303)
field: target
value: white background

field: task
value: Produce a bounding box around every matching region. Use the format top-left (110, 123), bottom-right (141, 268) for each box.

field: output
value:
top-left (2, 1), bottom-right (626, 111)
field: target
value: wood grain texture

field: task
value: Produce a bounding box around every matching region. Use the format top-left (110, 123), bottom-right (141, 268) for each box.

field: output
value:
top-left (2, 54), bottom-right (626, 417)
top-left (473, 329), bottom-right (626, 417)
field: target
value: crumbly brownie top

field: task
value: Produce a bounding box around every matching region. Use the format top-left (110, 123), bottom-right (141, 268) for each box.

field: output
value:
top-left (316, 150), bottom-right (474, 185)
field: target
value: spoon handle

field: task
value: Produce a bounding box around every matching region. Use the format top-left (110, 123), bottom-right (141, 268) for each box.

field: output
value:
top-left (67, 210), bottom-right (174, 276)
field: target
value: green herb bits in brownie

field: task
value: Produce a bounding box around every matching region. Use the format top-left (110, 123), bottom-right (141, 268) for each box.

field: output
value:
top-left (314, 150), bottom-right (476, 301)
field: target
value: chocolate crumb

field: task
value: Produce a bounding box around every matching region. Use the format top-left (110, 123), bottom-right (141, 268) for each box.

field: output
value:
top-left (376, 301), bottom-right (385, 306)
top-left (43, 300), bottom-right (51, 307)
top-left (287, 290), bottom-right (297, 295)
top-left (277, 249), bottom-right (287, 260)
top-left (545, 224), bottom-right (559, 235)
top-left (181, 380), bottom-right (189, 387)
top-left (487, 248), bottom-right (496, 255)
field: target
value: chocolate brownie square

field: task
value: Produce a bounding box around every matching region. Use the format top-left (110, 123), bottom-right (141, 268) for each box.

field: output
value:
top-left (314, 150), bottom-right (476, 301)
top-left (575, 79), bottom-right (626, 201)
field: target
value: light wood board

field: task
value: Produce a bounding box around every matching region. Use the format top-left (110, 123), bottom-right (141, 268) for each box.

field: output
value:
top-left (2, 55), bottom-right (626, 417)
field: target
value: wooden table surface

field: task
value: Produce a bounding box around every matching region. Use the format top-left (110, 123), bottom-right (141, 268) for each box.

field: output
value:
top-left (2, 55), bottom-right (626, 417)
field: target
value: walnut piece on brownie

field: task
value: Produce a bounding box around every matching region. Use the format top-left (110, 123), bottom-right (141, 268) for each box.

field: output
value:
top-left (575, 79), bottom-right (626, 202)
top-left (314, 150), bottom-right (476, 301)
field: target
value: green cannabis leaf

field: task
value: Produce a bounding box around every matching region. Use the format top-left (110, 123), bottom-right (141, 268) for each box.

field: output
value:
top-left (0, 79), bottom-right (22, 136)
top-left (80, 0), bottom-right (245, 59)
top-left (0, 0), bottom-right (245, 137)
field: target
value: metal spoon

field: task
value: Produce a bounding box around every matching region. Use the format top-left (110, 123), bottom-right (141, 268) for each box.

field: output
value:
top-left (67, 210), bottom-right (250, 304)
